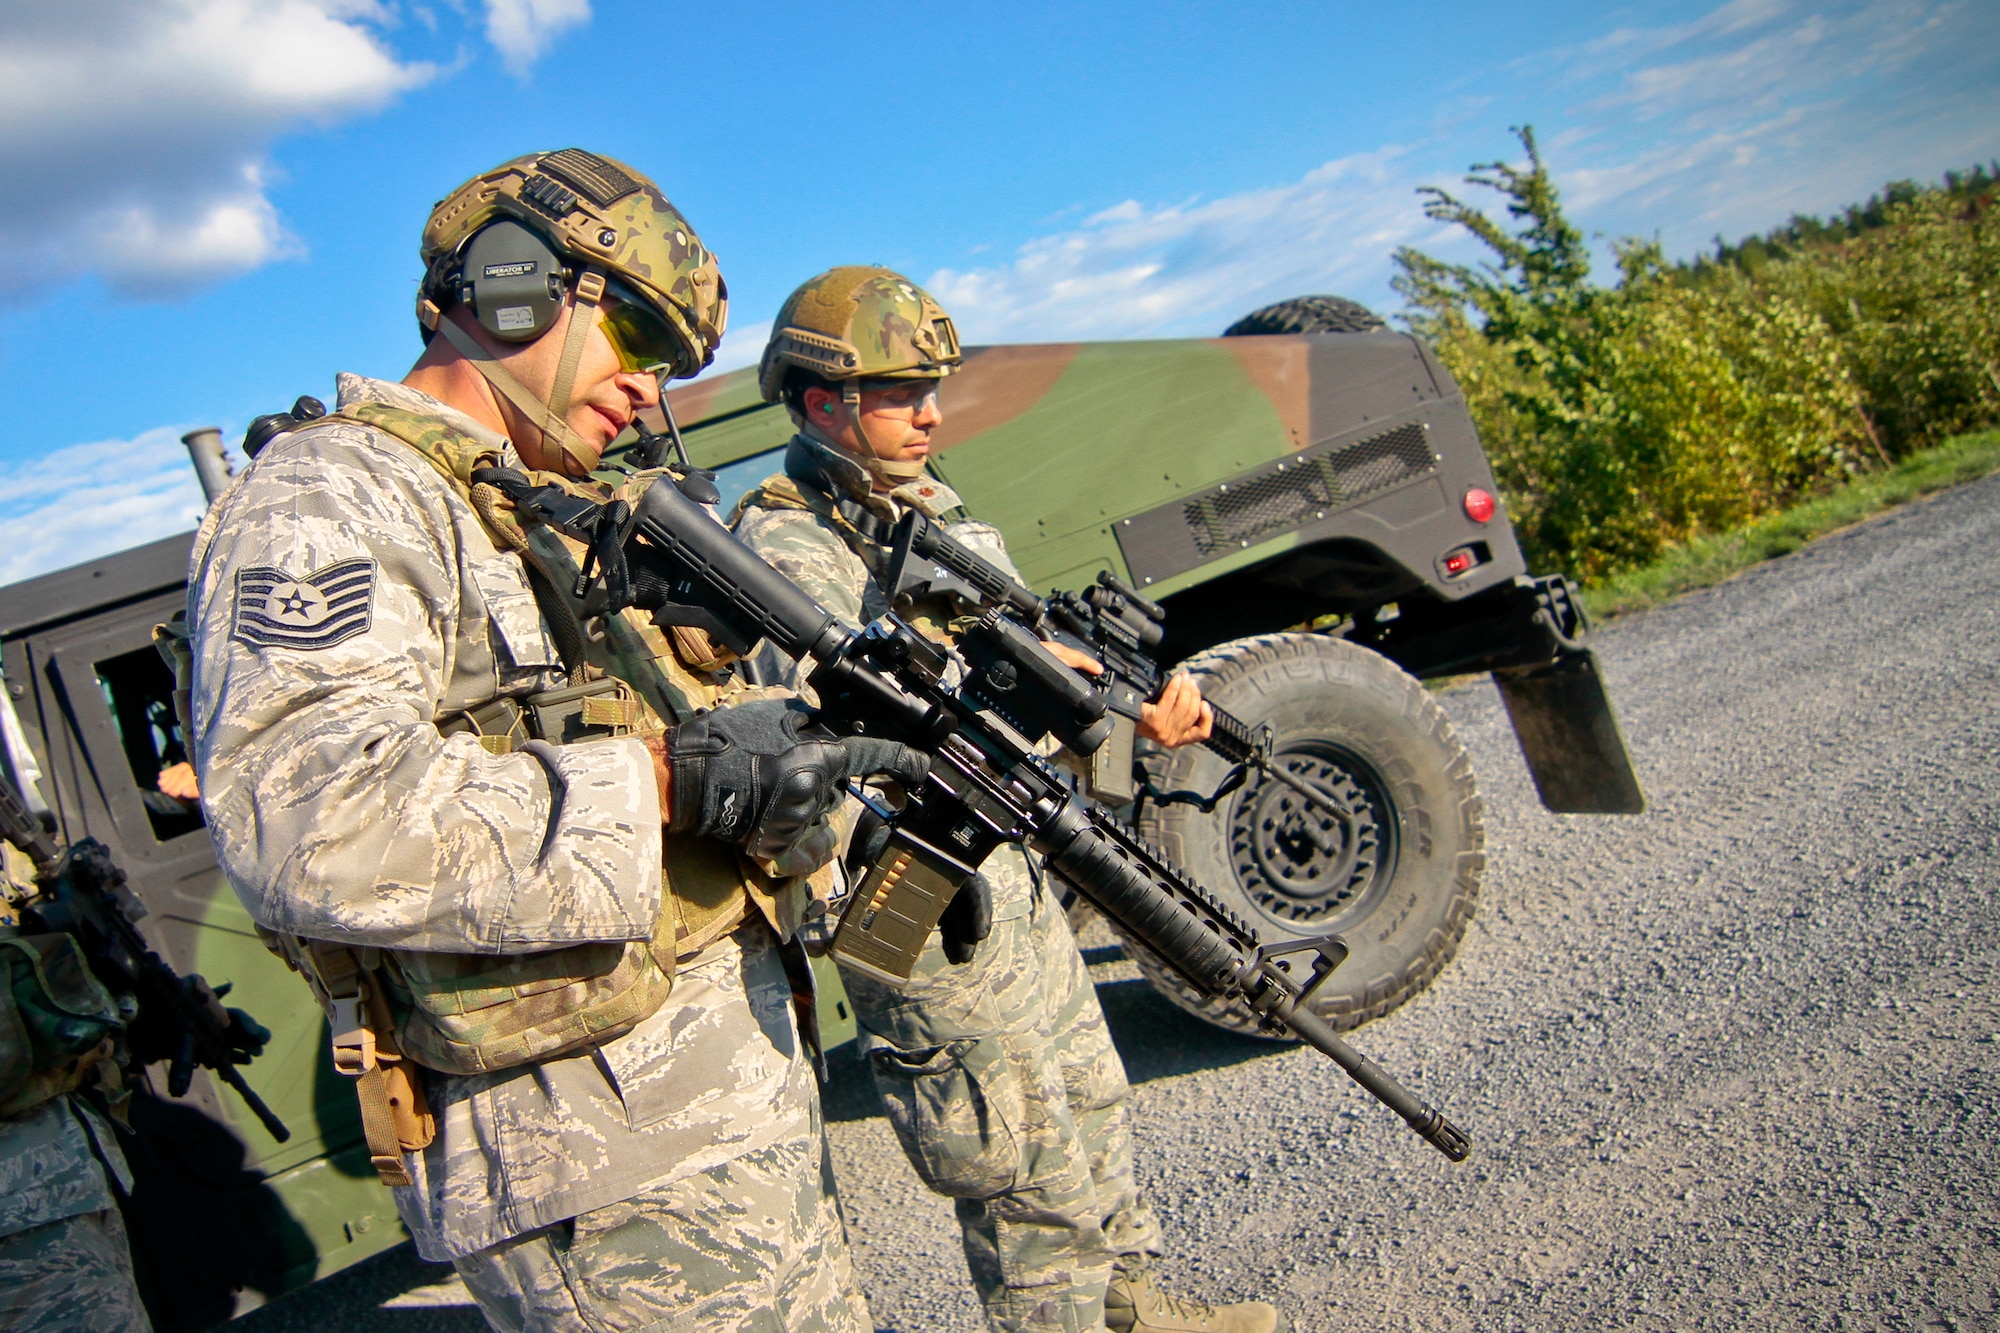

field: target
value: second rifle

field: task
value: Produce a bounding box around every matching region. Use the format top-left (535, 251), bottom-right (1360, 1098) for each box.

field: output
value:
top-left (0, 773), bottom-right (289, 1142)
top-left (885, 509), bottom-right (1356, 820)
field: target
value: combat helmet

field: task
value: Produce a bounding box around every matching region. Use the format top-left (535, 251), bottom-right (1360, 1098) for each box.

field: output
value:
top-left (760, 266), bottom-right (961, 483)
top-left (759, 266), bottom-right (961, 402)
top-left (417, 148), bottom-right (728, 470)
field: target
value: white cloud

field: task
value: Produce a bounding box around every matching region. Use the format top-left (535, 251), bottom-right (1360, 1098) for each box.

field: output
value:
top-left (917, 0), bottom-right (2000, 344)
top-left (1536, 0), bottom-right (2000, 246)
top-left (0, 428), bottom-right (210, 586)
top-left (0, 1), bottom-right (435, 300)
top-left (927, 149), bottom-right (1452, 344)
top-left (0, 0), bottom-right (597, 302)
top-left (482, 0), bottom-right (590, 77)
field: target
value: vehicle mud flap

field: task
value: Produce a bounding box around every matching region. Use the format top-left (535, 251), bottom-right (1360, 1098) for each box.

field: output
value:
top-left (1491, 649), bottom-right (1645, 814)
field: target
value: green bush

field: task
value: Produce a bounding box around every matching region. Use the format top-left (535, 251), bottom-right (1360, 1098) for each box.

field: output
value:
top-left (1394, 129), bottom-right (1999, 584)
top-left (1583, 430), bottom-right (2000, 620)
top-left (1758, 188), bottom-right (2000, 453)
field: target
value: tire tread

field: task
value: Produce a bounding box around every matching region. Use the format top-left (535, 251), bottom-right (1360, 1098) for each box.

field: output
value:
top-left (1119, 633), bottom-right (1483, 1036)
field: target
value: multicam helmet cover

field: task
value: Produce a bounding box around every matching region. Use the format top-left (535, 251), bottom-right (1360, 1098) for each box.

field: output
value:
top-left (420, 148), bottom-right (727, 380)
top-left (758, 266), bottom-right (961, 403)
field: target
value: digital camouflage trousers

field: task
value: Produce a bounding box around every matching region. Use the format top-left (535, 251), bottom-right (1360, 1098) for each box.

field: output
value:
top-left (0, 1206), bottom-right (152, 1332)
top-left (839, 845), bottom-right (1163, 1333)
top-left (452, 1135), bottom-right (870, 1333)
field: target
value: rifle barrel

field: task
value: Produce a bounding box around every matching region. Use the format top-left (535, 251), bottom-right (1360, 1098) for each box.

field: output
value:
top-left (1284, 1005), bottom-right (1470, 1161)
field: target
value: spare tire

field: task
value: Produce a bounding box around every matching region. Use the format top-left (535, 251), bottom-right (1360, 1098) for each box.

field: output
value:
top-left (1223, 295), bottom-right (1386, 337)
top-left (1118, 633), bottom-right (1482, 1036)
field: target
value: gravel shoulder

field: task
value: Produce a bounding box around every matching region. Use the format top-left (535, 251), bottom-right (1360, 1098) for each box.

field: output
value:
top-left (239, 472), bottom-right (2000, 1332)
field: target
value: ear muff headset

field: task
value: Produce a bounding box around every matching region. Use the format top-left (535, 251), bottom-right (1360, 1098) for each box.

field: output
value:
top-left (427, 214), bottom-right (612, 473)
top-left (456, 220), bottom-right (570, 343)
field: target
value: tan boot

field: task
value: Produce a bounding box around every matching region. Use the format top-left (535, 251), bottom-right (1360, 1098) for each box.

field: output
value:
top-left (1103, 1266), bottom-right (1287, 1333)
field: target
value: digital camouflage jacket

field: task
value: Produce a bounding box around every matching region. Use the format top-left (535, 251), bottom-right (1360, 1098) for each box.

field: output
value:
top-left (186, 376), bottom-right (817, 1259)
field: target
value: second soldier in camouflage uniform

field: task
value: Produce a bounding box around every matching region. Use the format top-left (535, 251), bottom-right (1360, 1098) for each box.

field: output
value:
top-left (0, 827), bottom-right (151, 1332)
top-left (734, 268), bottom-right (1284, 1333)
top-left (185, 155), bottom-right (928, 1333)
top-left (0, 688), bottom-right (151, 1331)
top-left (0, 1097), bottom-right (150, 1333)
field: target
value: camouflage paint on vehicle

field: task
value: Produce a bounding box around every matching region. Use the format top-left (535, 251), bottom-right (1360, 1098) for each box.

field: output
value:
top-left (652, 331), bottom-right (1523, 651)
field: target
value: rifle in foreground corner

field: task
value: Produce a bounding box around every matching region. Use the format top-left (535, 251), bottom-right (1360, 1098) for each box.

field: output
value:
top-left (475, 464), bottom-right (1470, 1162)
top-left (0, 773), bottom-right (289, 1142)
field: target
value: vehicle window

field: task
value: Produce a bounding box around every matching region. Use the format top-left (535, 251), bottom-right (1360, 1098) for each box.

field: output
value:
top-left (94, 646), bottom-right (204, 843)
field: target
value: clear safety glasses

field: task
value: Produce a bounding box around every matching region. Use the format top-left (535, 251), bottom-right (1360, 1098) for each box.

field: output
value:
top-left (860, 380), bottom-right (941, 414)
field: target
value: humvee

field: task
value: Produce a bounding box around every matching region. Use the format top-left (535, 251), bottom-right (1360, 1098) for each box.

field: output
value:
top-left (0, 298), bottom-right (1638, 1325)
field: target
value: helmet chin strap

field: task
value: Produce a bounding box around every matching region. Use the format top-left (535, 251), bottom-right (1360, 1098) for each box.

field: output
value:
top-left (834, 381), bottom-right (928, 487)
top-left (430, 268), bottom-right (608, 476)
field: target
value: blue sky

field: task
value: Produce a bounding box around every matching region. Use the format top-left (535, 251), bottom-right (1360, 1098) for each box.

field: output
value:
top-left (1, 0), bottom-right (1995, 584)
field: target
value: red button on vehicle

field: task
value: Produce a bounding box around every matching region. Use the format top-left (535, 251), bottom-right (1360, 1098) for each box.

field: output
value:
top-left (1443, 550), bottom-right (1475, 576)
top-left (1463, 488), bottom-right (1495, 523)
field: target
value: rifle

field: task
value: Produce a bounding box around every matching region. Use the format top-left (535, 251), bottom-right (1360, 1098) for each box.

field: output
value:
top-left (475, 464), bottom-right (1470, 1162)
top-left (886, 509), bottom-right (1353, 819)
top-left (0, 773), bottom-right (289, 1142)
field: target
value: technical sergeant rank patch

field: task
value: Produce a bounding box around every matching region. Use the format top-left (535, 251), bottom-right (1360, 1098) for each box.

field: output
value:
top-left (233, 558), bottom-right (376, 651)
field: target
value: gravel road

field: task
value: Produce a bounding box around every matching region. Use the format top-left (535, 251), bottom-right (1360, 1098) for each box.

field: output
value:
top-left (238, 472), bottom-right (2000, 1332)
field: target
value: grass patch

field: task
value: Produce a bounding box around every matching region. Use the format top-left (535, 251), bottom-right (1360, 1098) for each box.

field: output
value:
top-left (1583, 428), bottom-right (2000, 620)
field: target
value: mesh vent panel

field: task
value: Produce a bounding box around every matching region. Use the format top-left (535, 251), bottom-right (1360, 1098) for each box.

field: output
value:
top-left (1184, 422), bottom-right (1433, 554)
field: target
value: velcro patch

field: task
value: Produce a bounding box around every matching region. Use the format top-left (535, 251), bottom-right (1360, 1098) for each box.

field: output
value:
top-left (233, 559), bottom-right (376, 651)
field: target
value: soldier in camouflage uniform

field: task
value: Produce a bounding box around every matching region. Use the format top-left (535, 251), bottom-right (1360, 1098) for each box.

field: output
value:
top-left (0, 1097), bottom-right (150, 1332)
top-left (0, 866), bottom-right (150, 1329)
top-left (734, 268), bottom-right (1284, 1333)
top-left (0, 692), bottom-right (151, 1331)
top-left (185, 153), bottom-right (927, 1333)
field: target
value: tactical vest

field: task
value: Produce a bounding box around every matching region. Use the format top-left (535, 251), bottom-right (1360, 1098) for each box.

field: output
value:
top-left (731, 436), bottom-right (967, 549)
top-left (159, 404), bottom-right (818, 1184)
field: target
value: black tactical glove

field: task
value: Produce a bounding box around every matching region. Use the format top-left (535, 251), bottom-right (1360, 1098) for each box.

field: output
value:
top-left (845, 807), bottom-right (993, 967)
top-left (843, 804), bottom-right (895, 881)
top-left (223, 1008), bottom-right (273, 1064)
top-left (192, 977), bottom-right (272, 1062)
top-left (938, 872), bottom-right (993, 966)
top-left (669, 699), bottom-right (929, 876)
